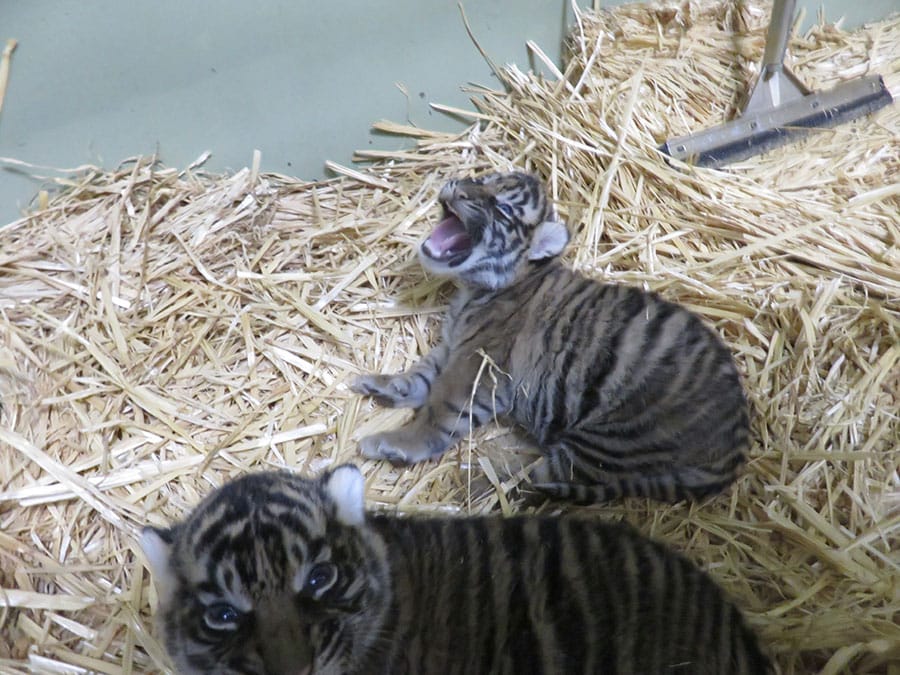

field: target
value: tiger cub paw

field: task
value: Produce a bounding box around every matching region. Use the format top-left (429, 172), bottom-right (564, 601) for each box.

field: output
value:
top-left (358, 431), bottom-right (444, 465)
top-left (351, 373), bottom-right (425, 408)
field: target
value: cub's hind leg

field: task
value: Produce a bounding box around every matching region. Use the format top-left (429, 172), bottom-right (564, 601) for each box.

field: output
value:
top-left (530, 444), bottom-right (744, 504)
top-left (351, 344), bottom-right (450, 409)
top-left (357, 356), bottom-right (511, 465)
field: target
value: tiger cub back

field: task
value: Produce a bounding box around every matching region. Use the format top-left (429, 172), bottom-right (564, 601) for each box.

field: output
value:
top-left (141, 465), bottom-right (771, 674)
top-left (352, 171), bottom-right (749, 503)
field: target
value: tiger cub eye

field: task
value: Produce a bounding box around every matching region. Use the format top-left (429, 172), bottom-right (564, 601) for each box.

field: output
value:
top-left (202, 603), bottom-right (241, 631)
top-left (304, 562), bottom-right (338, 597)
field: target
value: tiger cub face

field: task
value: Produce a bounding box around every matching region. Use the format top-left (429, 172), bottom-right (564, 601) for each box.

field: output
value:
top-left (140, 466), bottom-right (388, 675)
top-left (420, 171), bottom-right (570, 289)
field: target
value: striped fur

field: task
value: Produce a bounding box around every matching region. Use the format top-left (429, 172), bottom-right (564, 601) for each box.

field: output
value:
top-left (352, 171), bottom-right (749, 503)
top-left (141, 465), bottom-right (771, 675)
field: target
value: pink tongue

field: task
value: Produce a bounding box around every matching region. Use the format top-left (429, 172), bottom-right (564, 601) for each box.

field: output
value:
top-left (423, 214), bottom-right (472, 259)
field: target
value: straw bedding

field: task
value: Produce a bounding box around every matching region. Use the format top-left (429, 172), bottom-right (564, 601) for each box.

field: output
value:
top-left (1, 1), bottom-right (897, 672)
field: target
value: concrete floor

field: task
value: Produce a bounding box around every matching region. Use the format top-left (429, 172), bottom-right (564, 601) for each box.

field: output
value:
top-left (0, 1), bottom-right (896, 225)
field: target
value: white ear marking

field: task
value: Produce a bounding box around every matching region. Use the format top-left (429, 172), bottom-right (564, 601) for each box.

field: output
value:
top-left (323, 464), bottom-right (365, 526)
top-left (528, 219), bottom-right (569, 260)
top-left (140, 527), bottom-right (176, 603)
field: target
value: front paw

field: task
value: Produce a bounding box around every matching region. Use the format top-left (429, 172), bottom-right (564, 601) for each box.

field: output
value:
top-left (358, 432), bottom-right (414, 464)
top-left (351, 374), bottom-right (415, 408)
top-left (358, 430), bottom-right (446, 465)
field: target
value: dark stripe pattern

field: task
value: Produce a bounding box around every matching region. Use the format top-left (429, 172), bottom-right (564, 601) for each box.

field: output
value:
top-left (148, 468), bottom-right (772, 674)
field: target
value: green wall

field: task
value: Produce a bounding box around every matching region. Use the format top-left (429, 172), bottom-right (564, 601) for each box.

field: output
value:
top-left (0, 1), bottom-right (896, 225)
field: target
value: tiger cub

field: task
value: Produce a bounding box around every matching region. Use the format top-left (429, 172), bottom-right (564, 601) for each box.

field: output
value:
top-left (352, 171), bottom-right (749, 503)
top-left (141, 464), bottom-right (771, 675)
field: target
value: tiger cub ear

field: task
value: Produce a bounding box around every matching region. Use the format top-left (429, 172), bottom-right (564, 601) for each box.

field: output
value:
top-left (140, 526), bottom-right (178, 603)
top-left (322, 464), bottom-right (366, 526)
top-left (528, 219), bottom-right (570, 260)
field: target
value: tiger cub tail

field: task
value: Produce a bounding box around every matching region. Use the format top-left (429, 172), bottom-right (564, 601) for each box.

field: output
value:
top-left (532, 443), bottom-right (745, 503)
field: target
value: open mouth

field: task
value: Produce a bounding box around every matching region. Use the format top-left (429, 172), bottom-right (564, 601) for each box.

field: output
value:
top-left (420, 208), bottom-right (473, 266)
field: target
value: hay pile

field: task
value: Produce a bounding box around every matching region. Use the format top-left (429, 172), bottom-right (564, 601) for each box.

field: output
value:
top-left (1, 1), bottom-right (897, 672)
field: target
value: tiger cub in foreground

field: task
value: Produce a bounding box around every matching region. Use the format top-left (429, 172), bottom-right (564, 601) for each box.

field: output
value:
top-left (352, 171), bottom-right (749, 503)
top-left (141, 465), bottom-right (771, 675)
